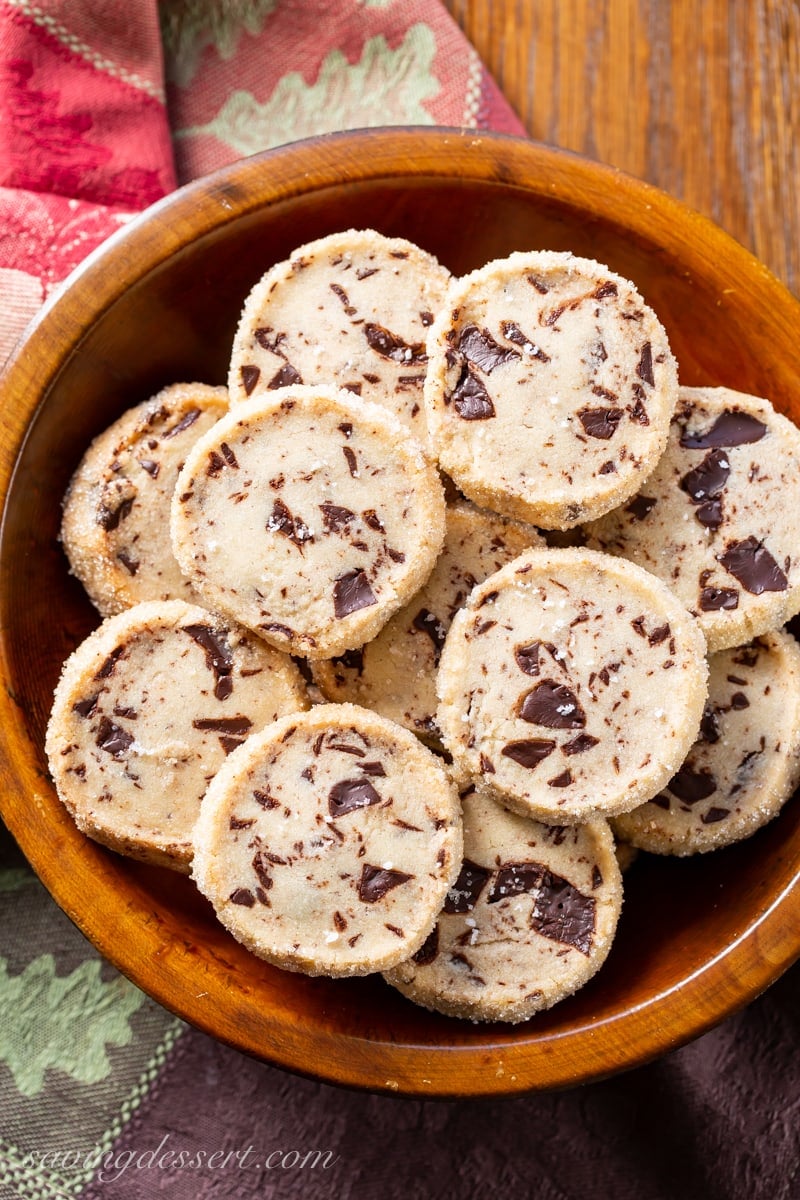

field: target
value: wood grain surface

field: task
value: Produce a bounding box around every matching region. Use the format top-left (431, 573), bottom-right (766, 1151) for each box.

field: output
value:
top-left (444, 0), bottom-right (800, 296)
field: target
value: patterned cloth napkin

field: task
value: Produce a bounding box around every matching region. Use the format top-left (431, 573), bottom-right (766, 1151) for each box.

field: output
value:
top-left (0, 4), bottom-right (797, 1200)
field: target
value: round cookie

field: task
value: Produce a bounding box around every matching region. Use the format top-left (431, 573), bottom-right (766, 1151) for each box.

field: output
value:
top-left (612, 630), bottom-right (800, 854)
top-left (312, 501), bottom-right (543, 743)
top-left (61, 383), bottom-right (229, 616)
top-left (383, 787), bottom-right (622, 1023)
top-left (436, 546), bottom-right (708, 823)
top-left (170, 385), bottom-right (446, 659)
top-left (191, 704), bottom-right (463, 977)
top-left (228, 229), bottom-right (450, 442)
top-left (584, 386), bottom-right (800, 652)
top-left (45, 601), bottom-right (308, 871)
top-left (423, 251), bottom-right (678, 529)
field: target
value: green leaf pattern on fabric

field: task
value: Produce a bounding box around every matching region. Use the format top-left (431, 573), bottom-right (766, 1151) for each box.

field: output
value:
top-left (0, 955), bottom-right (145, 1097)
top-left (175, 24), bottom-right (439, 156)
top-left (161, 0), bottom-right (279, 87)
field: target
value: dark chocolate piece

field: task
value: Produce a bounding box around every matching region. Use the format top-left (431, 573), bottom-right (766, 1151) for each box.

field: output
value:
top-left (97, 496), bottom-right (134, 532)
top-left (411, 924), bottom-right (439, 965)
top-left (514, 642), bottom-right (541, 675)
top-left (699, 586), bottom-right (739, 611)
top-left (333, 569), bottom-right (377, 618)
top-left (531, 869), bottom-right (596, 955)
top-left (241, 365), bottom-right (260, 395)
top-left (578, 407), bottom-right (624, 440)
top-left (458, 324), bottom-right (519, 373)
top-left (719, 537), bottom-right (788, 594)
top-left (500, 320), bottom-right (551, 361)
top-left (268, 498), bottom-right (313, 549)
top-left (701, 806), bottom-right (731, 824)
top-left (138, 458), bottom-right (160, 478)
top-left (562, 733), bottom-right (600, 755)
top-left (163, 409), bottom-right (200, 439)
top-left (488, 862), bottom-right (543, 903)
top-left (667, 764), bottom-right (717, 803)
top-left (636, 342), bottom-right (654, 386)
top-left (330, 647), bottom-right (364, 675)
top-left (518, 681), bottom-right (586, 729)
top-left (358, 864), bottom-right (413, 903)
top-left (73, 693), bottom-right (100, 718)
top-left (679, 409), bottom-right (768, 449)
top-left (501, 739), bottom-right (556, 769)
top-left (192, 716), bottom-right (253, 734)
top-left (319, 502), bottom-right (355, 532)
top-left (444, 859), bottom-right (491, 913)
top-left (229, 888), bottom-right (255, 907)
top-left (328, 777), bottom-right (382, 818)
top-left (451, 365), bottom-right (496, 420)
top-left (184, 623), bottom-right (234, 701)
top-left (363, 323), bottom-right (426, 364)
top-left (95, 717), bottom-right (134, 758)
top-left (412, 608), bottom-right (447, 659)
top-left (267, 362), bottom-right (302, 389)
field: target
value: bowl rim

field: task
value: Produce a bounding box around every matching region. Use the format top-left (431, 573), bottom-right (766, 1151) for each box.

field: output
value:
top-left (1, 127), bottom-right (800, 1097)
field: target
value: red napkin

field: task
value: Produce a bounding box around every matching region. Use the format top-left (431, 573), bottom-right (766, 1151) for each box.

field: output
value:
top-left (0, 0), bottom-right (523, 363)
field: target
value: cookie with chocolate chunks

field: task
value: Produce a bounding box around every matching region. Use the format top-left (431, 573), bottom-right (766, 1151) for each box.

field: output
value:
top-left (191, 704), bottom-right (462, 977)
top-left (423, 251), bottom-right (678, 529)
top-left (436, 546), bottom-right (708, 823)
top-left (45, 601), bottom-right (307, 871)
top-left (61, 383), bottom-right (228, 616)
top-left (171, 385), bottom-right (445, 659)
top-left (311, 501), bottom-right (543, 743)
top-left (612, 629), bottom-right (800, 854)
top-left (228, 229), bottom-right (450, 443)
top-left (585, 386), bottom-right (800, 651)
top-left (383, 787), bottom-right (622, 1022)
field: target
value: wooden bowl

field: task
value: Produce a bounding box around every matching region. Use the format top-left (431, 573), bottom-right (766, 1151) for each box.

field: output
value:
top-left (2, 129), bottom-right (799, 1097)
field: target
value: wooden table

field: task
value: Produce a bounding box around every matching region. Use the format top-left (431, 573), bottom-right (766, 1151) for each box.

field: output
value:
top-left (444, 0), bottom-right (799, 297)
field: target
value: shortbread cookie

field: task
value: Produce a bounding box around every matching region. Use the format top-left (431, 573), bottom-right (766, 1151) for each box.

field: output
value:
top-left (383, 787), bottom-right (622, 1022)
top-left (585, 386), bottom-right (800, 651)
top-left (61, 383), bottom-right (228, 616)
top-left (312, 501), bottom-right (543, 742)
top-left (228, 229), bottom-right (450, 441)
top-left (45, 601), bottom-right (307, 871)
top-left (171, 386), bottom-right (446, 659)
top-left (612, 630), bottom-right (800, 854)
top-left (424, 251), bottom-right (678, 529)
top-left (437, 547), bottom-right (708, 823)
top-left (191, 704), bottom-right (463, 977)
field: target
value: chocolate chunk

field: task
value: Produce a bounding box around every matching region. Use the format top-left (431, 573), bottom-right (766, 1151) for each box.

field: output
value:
top-left (500, 320), bottom-right (551, 362)
top-left (192, 716), bottom-right (253, 734)
top-left (329, 282), bottom-right (356, 315)
top-left (254, 328), bottom-right (286, 355)
top-left (518, 681), bottom-right (586, 729)
top-left (164, 409), bottom-right (200, 439)
top-left (360, 761), bottom-right (386, 777)
top-left (730, 691), bottom-right (750, 710)
top-left (253, 789), bottom-right (278, 809)
top-left (364, 322), bottom-right (426, 364)
top-left (116, 551), bottom-right (139, 576)
top-left (514, 642), bottom-right (541, 675)
top-left (97, 496), bottom-right (134, 532)
top-left (699, 586), bottom-right (739, 611)
top-left (138, 458), bottom-right (160, 478)
top-left (637, 342), bottom-right (654, 386)
top-left (679, 449), bottom-right (730, 529)
top-left (413, 608), bottom-right (447, 660)
top-left (330, 647), bottom-right (364, 675)
top-left (184, 623), bottom-right (234, 700)
top-left (578, 407), bottom-right (624, 440)
top-left (207, 450), bottom-right (225, 477)
top-left (667, 764), bottom-right (718, 803)
top-left (700, 705), bottom-right (722, 743)
top-left (319, 502), bottom-right (355, 532)
top-left (73, 693), bottom-right (100, 718)
top-left (252, 850), bottom-right (277, 890)
top-left (267, 362), bottom-right (303, 389)
top-left (95, 717), bottom-right (134, 758)
top-left (362, 509), bottom-right (385, 532)
top-left (701, 806), bottom-right (731, 824)
top-left (451, 365), bottom-right (496, 420)
top-left (229, 888), bottom-right (256, 907)
top-left (412, 924), bottom-right (439, 965)
top-left (593, 281), bottom-right (618, 299)
top-left (548, 770), bottom-right (573, 787)
top-left (94, 646), bottom-right (124, 679)
top-left (488, 861), bottom-right (543, 903)
top-left (342, 446), bottom-right (358, 477)
top-left (592, 865), bottom-right (603, 889)
top-left (356, 267), bottom-right (379, 281)
top-left (333, 569), bottom-right (377, 618)
top-left (532, 869), bottom-right (596, 955)
top-left (268, 498), bottom-right (313, 549)
top-left (444, 859), bottom-right (492, 913)
top-left (241, 365), bottom-right (260, 395)
top-left (458, 324), bottom-right (520, 373)
top-left (562, 733), bottom-right (599, 755)
top-left (501, 739), bottom-right (556, 769)
top-left (680, 410), bottom-right (767, 448)
top-left (719, 537), bottom-right (788, 594)
top-left (358, 864), bottom-right (413, 903)
top-left (328, 777), bottom-right (382, 818)
top-left (229, 816), bottom-right (255, 830)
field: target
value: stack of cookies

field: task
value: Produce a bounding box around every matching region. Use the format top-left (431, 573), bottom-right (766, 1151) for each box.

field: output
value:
top-left (47, 230), bottom-right (800, 1023)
